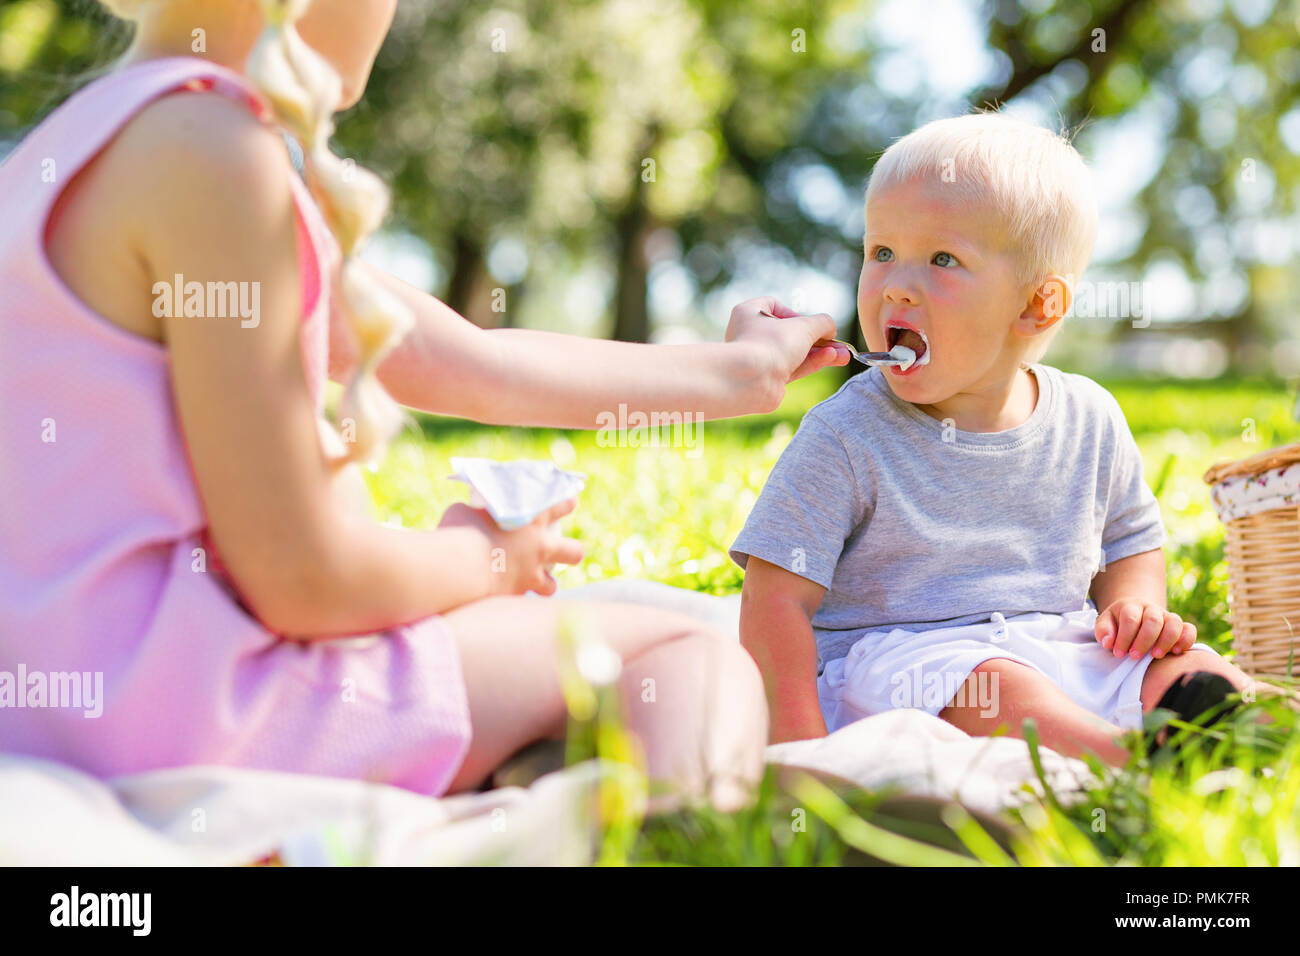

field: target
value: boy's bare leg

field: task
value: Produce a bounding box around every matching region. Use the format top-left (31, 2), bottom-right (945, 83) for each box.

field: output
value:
top-left (938, 658), bottom-right (1132, 765)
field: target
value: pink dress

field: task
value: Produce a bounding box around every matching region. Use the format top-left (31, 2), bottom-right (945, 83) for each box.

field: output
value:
top-left (0, 57), bottom-right (473, 796)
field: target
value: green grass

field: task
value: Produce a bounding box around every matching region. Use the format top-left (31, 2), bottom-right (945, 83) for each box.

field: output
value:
top-left (354, 373), bottom-right (836, 598)
top-left (355, 369), bottom-right (1300, 866)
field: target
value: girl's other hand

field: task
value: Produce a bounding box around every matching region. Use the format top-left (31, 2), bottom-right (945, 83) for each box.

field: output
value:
top-left (437, 498), bottom-right (585, 597)
top-left (725, 298), bottom-right (850, 391)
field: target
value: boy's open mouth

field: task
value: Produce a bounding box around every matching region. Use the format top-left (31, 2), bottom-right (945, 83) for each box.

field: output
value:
top-left (885, 322), bottom-right (930, 364)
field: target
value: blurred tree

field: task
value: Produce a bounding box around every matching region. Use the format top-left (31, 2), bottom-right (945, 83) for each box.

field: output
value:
top-left (0, 0), bottom-right (126, 140)
top-left (3, 0), bottom-right (1297, 371)
top-left (337, 0), bottom-right (867, 339)
top-left (976, 0), bottom-right (1300, 372)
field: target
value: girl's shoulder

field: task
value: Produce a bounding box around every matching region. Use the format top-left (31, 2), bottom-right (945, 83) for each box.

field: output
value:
top-left (111, 80), bottom-right (283, 172)
top-left (111, 84), bottom-right (298, 247)
top-left (46, 75), bottom-right (297, 345)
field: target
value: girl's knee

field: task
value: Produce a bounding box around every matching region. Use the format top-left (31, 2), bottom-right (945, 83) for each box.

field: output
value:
top-left (625, 629), bottom-right (766, 744)
top-left (646, 628), bottom-right (761, 696)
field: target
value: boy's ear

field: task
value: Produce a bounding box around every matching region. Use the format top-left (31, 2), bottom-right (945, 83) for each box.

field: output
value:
top-left (1017, 274), bottom-right (1071, 337)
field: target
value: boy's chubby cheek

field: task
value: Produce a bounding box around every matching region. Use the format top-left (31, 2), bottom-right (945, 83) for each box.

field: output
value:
top-left (855, 297), bottom-right (884, 348)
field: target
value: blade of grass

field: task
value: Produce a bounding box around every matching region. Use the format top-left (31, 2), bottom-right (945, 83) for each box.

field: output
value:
top-left (788, 773), bottom-right (983, 867)
top-left (937, 803), bottom-right (1018, 866)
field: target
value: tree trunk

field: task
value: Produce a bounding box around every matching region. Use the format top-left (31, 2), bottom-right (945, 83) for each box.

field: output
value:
top-left (446, 230), bottom-right (484, 322)
top-left (612, 188), bottom-right (652, 343)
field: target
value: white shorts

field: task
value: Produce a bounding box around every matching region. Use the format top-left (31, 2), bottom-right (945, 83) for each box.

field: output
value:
top-left (817, 606), bottom-right (1218, 733)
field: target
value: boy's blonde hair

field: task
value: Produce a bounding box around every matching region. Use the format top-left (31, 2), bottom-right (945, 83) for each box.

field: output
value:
top-left (865, 111), bottom-right (1098, 362)
top-left (100, 0), bottom-right (412, 467)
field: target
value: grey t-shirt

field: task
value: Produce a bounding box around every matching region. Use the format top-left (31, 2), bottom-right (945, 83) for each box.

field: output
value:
top-left (730, 363), bottom-right (1166, 666)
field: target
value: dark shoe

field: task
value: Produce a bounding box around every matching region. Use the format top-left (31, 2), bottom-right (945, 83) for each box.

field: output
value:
top-left (1151, 671), bottom-right (1241, 753)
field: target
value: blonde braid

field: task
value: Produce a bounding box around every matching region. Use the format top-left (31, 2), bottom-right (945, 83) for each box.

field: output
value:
top-left (103, 0), bottom-right (415, 468)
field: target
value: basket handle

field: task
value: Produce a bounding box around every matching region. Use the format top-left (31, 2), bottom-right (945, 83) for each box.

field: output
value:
top-left (1203, 441), bottom-right (1300, 485)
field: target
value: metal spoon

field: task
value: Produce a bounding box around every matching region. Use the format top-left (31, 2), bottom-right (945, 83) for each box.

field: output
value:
top-left (758, 310), bottom-right (916, 368)
top-left (824, 339), bottom-right (917, 368)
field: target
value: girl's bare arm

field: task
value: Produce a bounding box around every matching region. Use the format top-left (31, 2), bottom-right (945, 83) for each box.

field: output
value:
top-left (123, 92), bottom-right (571, 636)
top-left (326, 262), bottom-right (847, 427)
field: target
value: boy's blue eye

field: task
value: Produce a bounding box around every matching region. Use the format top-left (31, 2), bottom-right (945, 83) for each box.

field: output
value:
top-left (870, 247), bottom-right (956, 266)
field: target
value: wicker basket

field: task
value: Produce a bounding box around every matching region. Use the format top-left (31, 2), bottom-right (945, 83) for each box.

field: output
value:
top-left (1203, 442), bottom-right (1300, 680)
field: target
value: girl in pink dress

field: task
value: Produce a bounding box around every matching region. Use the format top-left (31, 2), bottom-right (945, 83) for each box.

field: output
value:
top-left (0, 0), bottom-right (846, 809)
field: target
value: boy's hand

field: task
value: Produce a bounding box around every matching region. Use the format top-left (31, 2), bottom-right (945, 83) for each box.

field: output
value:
top-left (1094, 598), bottom-right (1195, 660)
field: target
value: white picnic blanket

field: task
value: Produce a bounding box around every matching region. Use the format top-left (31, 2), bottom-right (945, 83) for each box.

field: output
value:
top-left (0, 581), bottom-right (1093, 865)
top-left (0, 754), bottom-right (631, 866)
top-left (561, 581), bottom-right (1096, 812)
